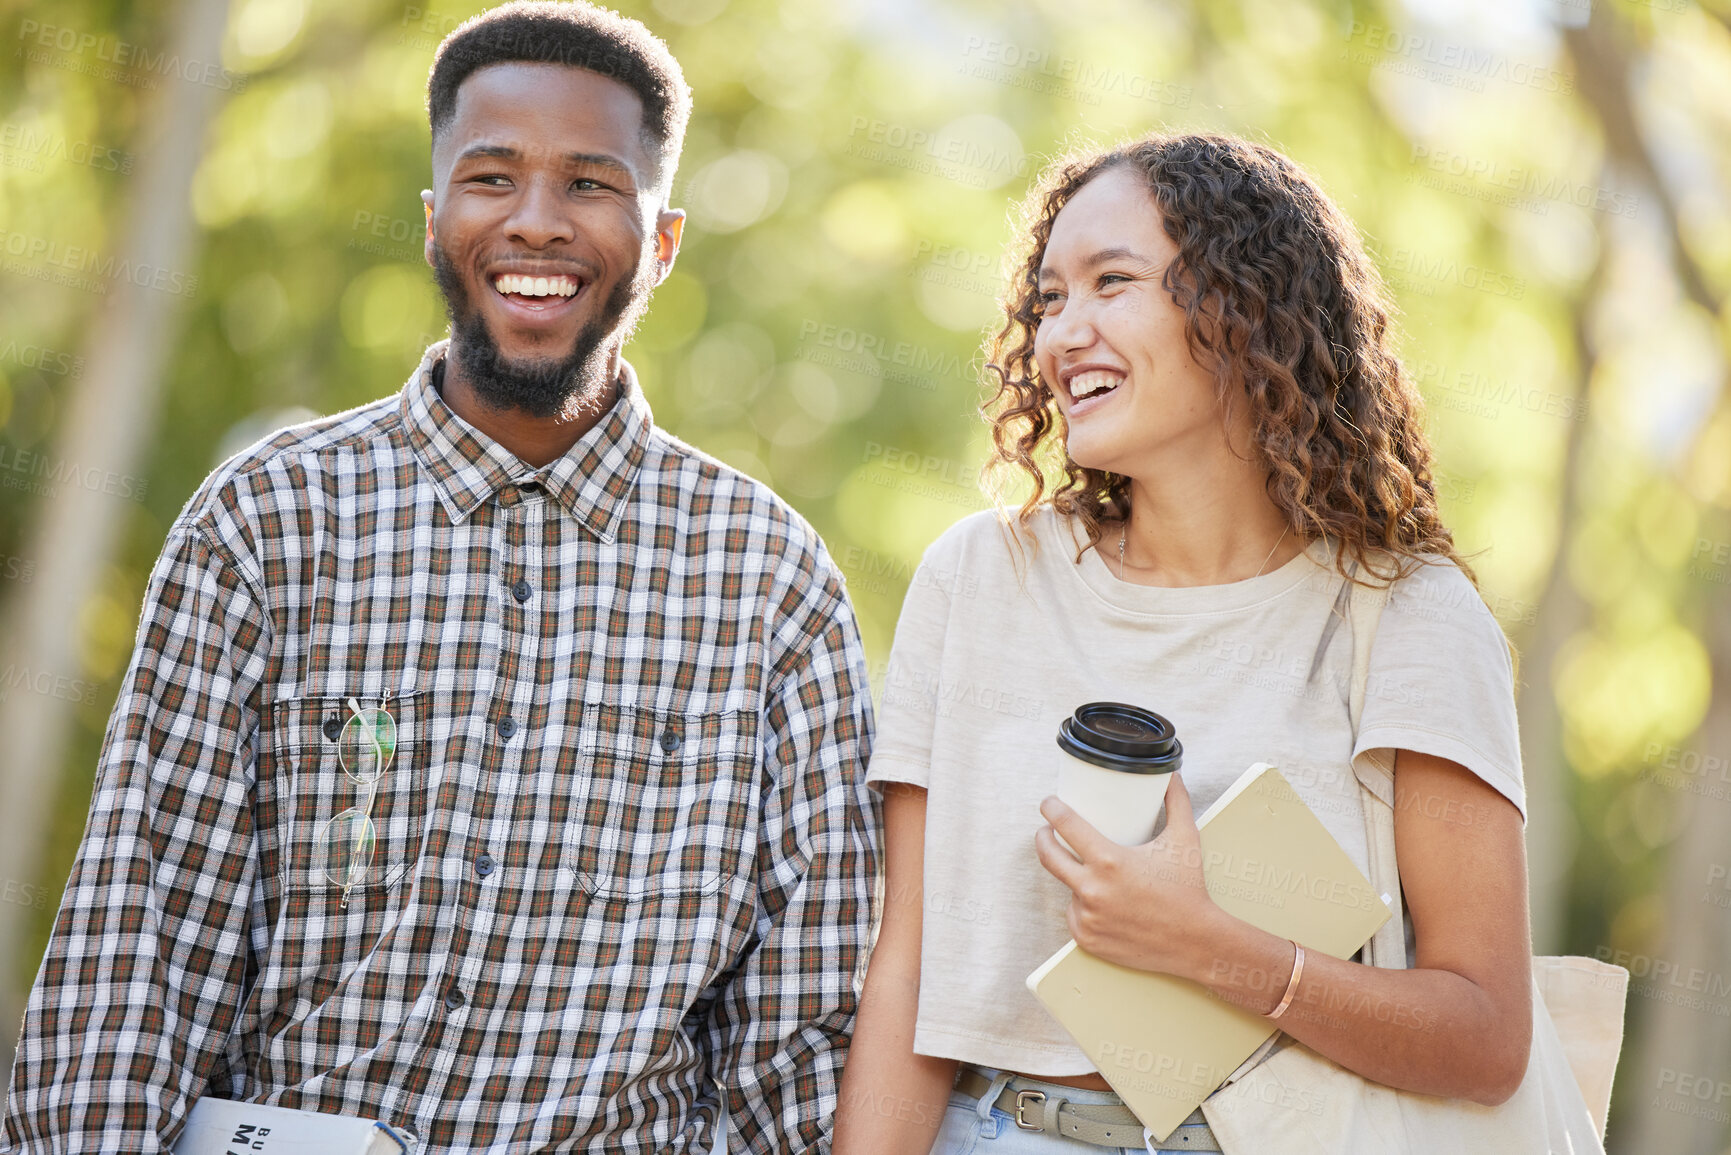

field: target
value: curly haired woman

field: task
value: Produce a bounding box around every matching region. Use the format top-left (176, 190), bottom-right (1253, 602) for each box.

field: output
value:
top-left (833, 134), bottom-right (1531, 1155)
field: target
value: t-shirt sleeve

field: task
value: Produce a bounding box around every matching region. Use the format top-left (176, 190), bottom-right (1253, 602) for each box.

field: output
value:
top-left (863, 533), bottom-right (968, 792)
top-left (1353, 559), bottom-right (1526, 820)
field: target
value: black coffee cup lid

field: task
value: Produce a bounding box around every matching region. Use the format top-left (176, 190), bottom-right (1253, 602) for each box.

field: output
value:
top-left (1057, 701), bottom-right (1182, 774)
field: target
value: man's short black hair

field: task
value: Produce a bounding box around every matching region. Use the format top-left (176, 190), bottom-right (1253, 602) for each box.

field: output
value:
top-left (427, 1), bottom-right (691, 195)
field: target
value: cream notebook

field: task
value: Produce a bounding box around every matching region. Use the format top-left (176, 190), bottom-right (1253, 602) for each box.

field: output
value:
top-left (173, 1098), bottom-right (411, 1154)
top-left (1026, 763), bottom-right (1392, 1141)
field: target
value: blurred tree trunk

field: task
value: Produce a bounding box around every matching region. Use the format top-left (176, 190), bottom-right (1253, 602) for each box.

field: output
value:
top-left (0, 0), bottom-right (233, 1080)
top-left (1614, 597), bottom-right (1731, 1153)
top-left (1517, 247), bottom-right (1602, 956)
top-left (1561, 11), bottom-right (1731, 1154)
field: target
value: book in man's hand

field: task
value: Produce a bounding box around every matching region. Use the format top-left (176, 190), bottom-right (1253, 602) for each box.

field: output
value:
top-left (172, 1097), bottom-right (415, 1154)
top-left (1026, 763), bottom-right (1393, 1143)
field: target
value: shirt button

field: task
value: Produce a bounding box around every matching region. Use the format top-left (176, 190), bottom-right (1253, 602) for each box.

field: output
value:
top-left (498, 717), bottom-right (518, 740)
top-left (659, 728), bottom-right (682, 754)
top-left (511, 579), bottom-right (532, 604)
top-left (444, 987), bottom-right (466, 1012)
top-left (475, 853), bottom-right (496, 878)
top-left (322, 716), bottom-right (343, 742)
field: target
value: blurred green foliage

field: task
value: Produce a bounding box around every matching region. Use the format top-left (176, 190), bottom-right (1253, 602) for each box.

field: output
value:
top-left (4, 0), bottom-right (1731, 1147)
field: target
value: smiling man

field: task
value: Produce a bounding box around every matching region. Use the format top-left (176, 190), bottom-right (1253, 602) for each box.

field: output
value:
top-left (1, 4), bottom-right (878, 1154)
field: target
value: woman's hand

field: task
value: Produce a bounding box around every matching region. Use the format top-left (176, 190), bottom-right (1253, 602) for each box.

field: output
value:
top-left (1033, 771), bottom-right (1225, 980)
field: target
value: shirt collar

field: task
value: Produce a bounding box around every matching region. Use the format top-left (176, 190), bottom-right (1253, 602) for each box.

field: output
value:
top-left (400, 340), bottom-right (652, 542)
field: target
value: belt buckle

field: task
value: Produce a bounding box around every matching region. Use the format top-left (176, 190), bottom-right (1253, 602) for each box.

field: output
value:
top-left (1013, 1088), bottom-right (1046, 1131)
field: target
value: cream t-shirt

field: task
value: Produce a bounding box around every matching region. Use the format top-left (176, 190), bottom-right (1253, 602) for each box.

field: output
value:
top-left (864, 507), bottom-right (1524, 1076)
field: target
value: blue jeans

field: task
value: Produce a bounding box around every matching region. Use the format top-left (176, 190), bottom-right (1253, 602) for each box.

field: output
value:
top-left (930, 1067), bottom-right (1193, 1155)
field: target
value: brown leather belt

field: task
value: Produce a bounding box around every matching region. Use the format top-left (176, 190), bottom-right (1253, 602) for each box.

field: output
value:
top-left (953, 1067), bottom-right (1221, 1151)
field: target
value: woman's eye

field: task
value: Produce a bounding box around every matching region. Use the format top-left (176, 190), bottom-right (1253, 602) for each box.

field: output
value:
top-left (1098, 272), bottom-right (1129, 287)
top-left (1037, 290), bottom-right (1064, 310)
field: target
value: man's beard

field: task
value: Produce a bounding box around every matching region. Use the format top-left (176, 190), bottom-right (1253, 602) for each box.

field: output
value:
top-left (430, 241), bottom-right (657, 419)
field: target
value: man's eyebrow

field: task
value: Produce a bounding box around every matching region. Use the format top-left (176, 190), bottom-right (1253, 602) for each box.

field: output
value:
top-left (454, 143), bottom-right (635, 177)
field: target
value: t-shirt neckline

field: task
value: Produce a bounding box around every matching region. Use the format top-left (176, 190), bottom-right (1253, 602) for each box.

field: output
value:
top-left (1061, 514), bottom-right (1333, 616)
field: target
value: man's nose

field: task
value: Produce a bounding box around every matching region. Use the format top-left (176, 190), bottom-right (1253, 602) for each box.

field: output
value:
top-left (503, 176), bottom-right (575, 248)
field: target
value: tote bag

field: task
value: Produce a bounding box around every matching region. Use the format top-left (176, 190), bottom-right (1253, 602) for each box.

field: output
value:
top-left (1200, 565), bottom-right (1629, 1155)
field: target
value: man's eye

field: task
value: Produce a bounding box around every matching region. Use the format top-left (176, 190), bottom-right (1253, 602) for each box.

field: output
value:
top-left (474, 174), bottom-right (511, 186)
top-left (572, 178), bottom-right (607, 192)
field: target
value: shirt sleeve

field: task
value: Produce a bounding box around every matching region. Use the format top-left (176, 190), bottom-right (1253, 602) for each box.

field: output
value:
top-left (862, 538), bottom-right (966, 793)
top-left (704, 594), bottom-right (879, 1155)
top-left (2, 522), bottom-right (271, 1153)
top-left (1353, 558), bottom-right (1526, 819)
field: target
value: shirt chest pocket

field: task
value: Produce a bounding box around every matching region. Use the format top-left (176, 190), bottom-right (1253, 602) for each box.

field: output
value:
top-left (269, 690), bottom-right (432, 895)
top-left (570, 703), bottom-right (758, 900)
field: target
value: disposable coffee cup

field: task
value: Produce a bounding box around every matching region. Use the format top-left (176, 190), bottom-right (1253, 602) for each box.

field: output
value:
top-left (1055, 702), bottom-right (1182, 848)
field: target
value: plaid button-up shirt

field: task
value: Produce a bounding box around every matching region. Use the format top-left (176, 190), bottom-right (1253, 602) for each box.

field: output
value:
top-left (2, 343), bottom-right (879, 1154)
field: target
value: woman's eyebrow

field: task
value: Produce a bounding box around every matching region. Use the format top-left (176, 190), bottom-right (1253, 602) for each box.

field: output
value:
top-left (1039, 246), bottom-right (1156, 284)
top-left (1078, 246), bottom-right (1154, 268)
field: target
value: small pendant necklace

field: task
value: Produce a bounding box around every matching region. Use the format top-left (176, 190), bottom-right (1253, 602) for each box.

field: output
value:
top-left (1116, 522), bottom-right (1290, 582)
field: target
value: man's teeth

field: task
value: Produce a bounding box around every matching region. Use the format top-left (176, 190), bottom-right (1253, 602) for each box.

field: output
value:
top-left (493, 274), bottom-right (579, 298)
top-left (1069, 371), bottom-right (1123, 399)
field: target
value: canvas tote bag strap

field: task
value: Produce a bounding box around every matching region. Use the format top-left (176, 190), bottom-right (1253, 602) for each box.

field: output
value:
top-left (1341, 560), bottom-right (1404, 971)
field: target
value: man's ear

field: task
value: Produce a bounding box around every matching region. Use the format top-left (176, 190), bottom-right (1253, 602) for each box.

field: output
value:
top-left (422, 189), bottom-right (436, 267)
top-left (654, 208), bottom-right (685, 279)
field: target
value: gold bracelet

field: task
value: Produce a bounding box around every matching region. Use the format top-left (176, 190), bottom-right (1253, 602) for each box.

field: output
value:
top-left (1266, 940), bottom-right (1305, 1020)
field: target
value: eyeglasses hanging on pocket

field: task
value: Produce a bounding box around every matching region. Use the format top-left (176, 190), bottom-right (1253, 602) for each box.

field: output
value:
top-left (316, 693), bottom-right (397, 909)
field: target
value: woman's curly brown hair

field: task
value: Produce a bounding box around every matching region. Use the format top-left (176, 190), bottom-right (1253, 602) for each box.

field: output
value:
top-left (984, 132), bottom-right (1472, 588)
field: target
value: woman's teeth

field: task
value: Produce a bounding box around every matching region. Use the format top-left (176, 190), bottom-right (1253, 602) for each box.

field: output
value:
top-left (493, 274), bottom-right (578, 298)
top-left (1069, 371), bottom-right (1123, 399)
